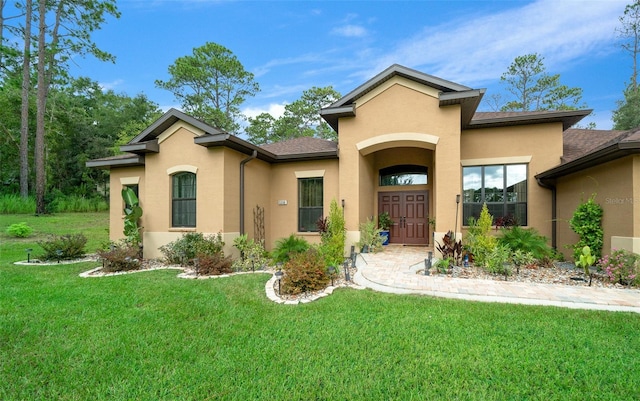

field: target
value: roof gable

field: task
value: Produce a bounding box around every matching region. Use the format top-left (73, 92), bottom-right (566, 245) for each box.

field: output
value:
top-left (320, 64), bottom-right (485, 131)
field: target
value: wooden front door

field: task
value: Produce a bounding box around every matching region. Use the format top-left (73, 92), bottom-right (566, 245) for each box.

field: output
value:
top-left (378, 191), bottom-right (429, 245)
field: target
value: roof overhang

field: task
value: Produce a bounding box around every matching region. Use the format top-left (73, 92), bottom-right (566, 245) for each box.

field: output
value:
top-left (536, 140), bottom-right (640, 184)
top-left (85, 154), bottom-right (145, 169)
top-left (468, 109), bottom-right (592, 131)
top-left (194, 134), bottom-right (338, 163)
top-left (120, 139), bottom-right (159, 154)
top-left (320, 105), bottom-right (356, 132)
top-left (440, 89), bottom-right (486, 128)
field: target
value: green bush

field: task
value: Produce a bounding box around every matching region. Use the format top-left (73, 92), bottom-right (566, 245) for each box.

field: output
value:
top-left (320, 199), bottom-right (346, 267)
top-left (97, 243), bottom-right (142, 272)
top-left (160, 232), bottom-right (224, 266)
top-left (195, 253), bottom-right (234, 276)
top-left (485, 244), bottom-right (512, 276)
top-left (281, 248), bottom-right (330, 295)
top-left (271, 234), bottom-right (310, 264)
top-left (232, 234), bottom-right (269, 271)
top-left (464, 204), bottom-right (496, 267)
top-left (498, 226), bottom-right (552, 260)
top-left (569, 195), bottom-right (603, 261)
top-left (37, 233), bottom-right (87, 261)
top-left (6, 222), bottom-right (33, 238)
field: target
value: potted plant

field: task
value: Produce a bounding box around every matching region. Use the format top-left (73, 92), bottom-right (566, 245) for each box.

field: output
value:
top-left (378, 212), bottom-right (393, 245)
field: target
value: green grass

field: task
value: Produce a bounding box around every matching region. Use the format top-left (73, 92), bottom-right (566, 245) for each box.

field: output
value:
top-left (0, 212), bottom-right (110, 262)
top-left (1, 213), bottom-right (640, 400)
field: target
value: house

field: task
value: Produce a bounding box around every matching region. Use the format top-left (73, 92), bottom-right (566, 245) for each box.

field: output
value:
top-left (88, 64), bottom-right (640, 260)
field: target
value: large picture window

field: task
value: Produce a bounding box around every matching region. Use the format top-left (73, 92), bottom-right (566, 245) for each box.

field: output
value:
top-left (462, 164), bottom-right (527, 226)
top-left (298, 177), bottom-right (323, 232)
top-left (172, 172), bottom-right (196, 227)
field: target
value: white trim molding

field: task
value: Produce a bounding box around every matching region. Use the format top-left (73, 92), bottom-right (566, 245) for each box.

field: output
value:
top-left (167, 165), bottom-right (198, 175)
top-left (295, 170), bottom-right (325, 178)
top-left (119, 176), bottom-right (140, 185)
top-left (461, 156), bottom-right (532, 166)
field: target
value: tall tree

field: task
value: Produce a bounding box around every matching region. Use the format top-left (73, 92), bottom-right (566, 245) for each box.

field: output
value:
top-left (498, 53), bottom-right (585, 112)
top-left (613, 1), bottom-right (640, 130)
top-left (33, 0), bottom-right (119, 214)
top-left (246, 86), bottom-right (341, 144)
top-left (19, 0), bottom-right (32, 198)
top-left (155, 42), bottom-right (259, 132)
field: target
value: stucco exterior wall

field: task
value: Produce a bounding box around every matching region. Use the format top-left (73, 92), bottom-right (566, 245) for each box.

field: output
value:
top-left (268, 159), bottom-right (339, 249)
top-left (460, 122), bottom-right (564, 240)
top-left (556, 156), bottom-right (635, 260)
top-left (337, 77), bottom-right (461, 246)
top-left (108, 166), bottom-right (145, 243)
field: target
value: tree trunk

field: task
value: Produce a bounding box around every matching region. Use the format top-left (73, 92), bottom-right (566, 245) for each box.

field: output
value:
top-left (20, 0), bottom-right (33, 199)
top-left (35, 0), bottom-right (46, 214)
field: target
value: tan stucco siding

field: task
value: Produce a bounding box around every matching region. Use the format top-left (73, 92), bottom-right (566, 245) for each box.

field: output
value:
top-left (268, 160), bottom-right (339, 248)
top-left (337, 80), bottom-right (461, 244)
top-left (224, 150), bottom-right (272, 242)
top-left (460, 123), bottom-right (564, 239)
top-left (108, 166), bottom-right (145, 243)
top-left (556, 157), bottom-right (635, 260)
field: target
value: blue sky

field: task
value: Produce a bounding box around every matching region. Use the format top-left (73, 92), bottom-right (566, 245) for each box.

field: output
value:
top-left (67, 0), bottom-right (629, 130)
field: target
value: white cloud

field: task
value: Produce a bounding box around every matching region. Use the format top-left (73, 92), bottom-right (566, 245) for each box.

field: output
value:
top-left (331, 24), bottom-right (367, 38)
top-left (360, 0), bottom-right (626, 86)
top-left (98, 79), bottom-right (124, 91)
top-left (243, 103), bottom-right (287, 120)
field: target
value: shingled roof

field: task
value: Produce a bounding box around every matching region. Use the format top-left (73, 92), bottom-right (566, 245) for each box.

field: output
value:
top-left (260, 137), bottom-right (337, 156)
top-left (561, 129), bottom-right (626, 163)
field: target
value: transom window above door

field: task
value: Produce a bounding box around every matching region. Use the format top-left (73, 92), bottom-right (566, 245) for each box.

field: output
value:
top-left (379, 165), bottom-right (428, 186)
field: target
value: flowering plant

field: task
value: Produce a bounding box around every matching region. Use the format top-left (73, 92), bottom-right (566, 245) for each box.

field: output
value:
top-left (598, 249), bottom-right (640, 286)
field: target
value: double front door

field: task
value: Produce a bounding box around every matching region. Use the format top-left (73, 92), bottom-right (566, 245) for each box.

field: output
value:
top-left (378, 191), bottom-right (429, 245)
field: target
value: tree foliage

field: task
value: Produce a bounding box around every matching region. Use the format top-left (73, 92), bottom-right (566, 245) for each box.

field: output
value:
top-left (155, 42), bottom-right (259, 132)
top-left (246, 86), bottom-right (341, 144)
top-left (613, 1), bottom-right (640, 130)
top-left (498, 53), bottom-right (586, 112)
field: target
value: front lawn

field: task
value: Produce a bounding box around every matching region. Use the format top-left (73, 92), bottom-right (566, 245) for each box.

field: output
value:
top-left (1, 213), bottom-right (640, 399)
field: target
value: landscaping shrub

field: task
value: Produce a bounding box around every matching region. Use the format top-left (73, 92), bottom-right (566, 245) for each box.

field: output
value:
top-left (569, 194), bottom-right (603, 261)
top-left (599, 249), bottom-right (640, 286)
top-left (270, 234), bottom-right (310, 264)
top-left (436, 230), bottom-right (462, 265)
top-left (97, 243), bottom-right (142, 272)
top-left (232, 234), bottom-right (268, 271)
top-left (463, 204), bottom-right (496, 267)
top-left (320, 199), bottom-right (346, 268)
top-left (194, 253), bottom-right (234, 276)
top-left (37, 233), bottom-right (87, 261)
top-left (281, 248), bottom-right (330, 295)
top-left (485, 244), bottom-right (512, 276)
top-left (160, 232), bottom-right (224, 266)
top-left (6, 222), bottom-right (33, 238)
top-left (498, 226), bottom-right (552, 260)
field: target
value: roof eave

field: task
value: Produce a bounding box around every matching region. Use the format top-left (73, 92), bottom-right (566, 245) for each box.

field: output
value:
top-left (536, 142), bottom-right (640, 182)
top-left (468, 109), bottom-right (592, 131)
top-left (272, 151), bottom-right (339, 162)
top-left (129, 108), bottom-right (226, 144)
top-left (194, 133), bottom-right (278, 162)
top-left (86, 155), bottom-right (145, 169)
top-left (120, 139), bottom-right (159, 154)
top-left (440, 89), bottom-right (486, 128)
top-left (320, 104), bottom-right (356, 132)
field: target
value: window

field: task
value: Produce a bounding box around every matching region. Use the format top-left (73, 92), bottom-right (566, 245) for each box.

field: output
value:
top-left (298, 177), bottom-right (323, 232)
top-left (172, 172), bottom-right (196, 227)
top-left (379, 165), bottom-right (427, 186)
top-left (462, 164), bottom-right (527, 225)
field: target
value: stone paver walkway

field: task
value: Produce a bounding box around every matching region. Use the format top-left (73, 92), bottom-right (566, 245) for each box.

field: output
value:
top-left (353, 245), bottom-right (640, 313)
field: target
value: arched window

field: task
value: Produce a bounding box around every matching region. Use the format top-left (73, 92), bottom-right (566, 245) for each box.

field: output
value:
top-left (172, 172), bottom-right (196, 227)
top-left (379, 165), bottom-right (428, 186)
